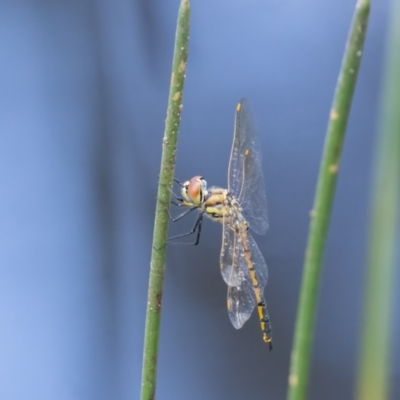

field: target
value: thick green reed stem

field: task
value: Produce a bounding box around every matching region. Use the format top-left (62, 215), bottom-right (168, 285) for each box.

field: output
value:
top-left (287, 2), bottom-right (370, 400)
top-left (140, 1), bottom-right (190, 399)
top-left (356, 1), bottom-right (400, 399)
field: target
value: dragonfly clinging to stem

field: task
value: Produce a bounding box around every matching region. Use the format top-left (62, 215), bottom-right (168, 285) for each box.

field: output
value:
top-left (169, 99), bottom-right (272, 350)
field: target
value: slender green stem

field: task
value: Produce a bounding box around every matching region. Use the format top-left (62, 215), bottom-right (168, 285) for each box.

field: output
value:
top-left (140, 2), bottom-right (190, 399)
top-left (287, 2), bottom-right (370, 399)
top-left (356, 1), bottom-right (400, 399)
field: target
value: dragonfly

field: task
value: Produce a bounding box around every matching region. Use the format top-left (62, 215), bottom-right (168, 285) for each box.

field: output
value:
top-left (169, 99), bottom-right (272, 350)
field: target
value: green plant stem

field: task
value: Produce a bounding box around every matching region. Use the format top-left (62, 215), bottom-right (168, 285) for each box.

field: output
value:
top-left (287, 2), bottom-right (370, 399)
top-left (356, 1), bottom-right (400, 399)
top-left (140, 1), bottom-right (190, 399)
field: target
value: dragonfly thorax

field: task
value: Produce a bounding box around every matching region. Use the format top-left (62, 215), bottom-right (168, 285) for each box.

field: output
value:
top-left (202, 188), bottom-right (246, 228)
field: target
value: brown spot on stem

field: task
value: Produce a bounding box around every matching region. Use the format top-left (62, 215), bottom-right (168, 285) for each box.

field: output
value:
top-left (156, 292), bottom-right (163, 312)
top-left (149, 387), bottom-right (155, 400)
top-left (173, 92), bottom-right (181, 101)
top-left (178, 61), bottom-right (186, 73)
top-left (329, 164), bottom-right (339, 173)
top-left (289, 373), bottom-right (299, 386)
top-left (330, 109), bottom-right (339, 120)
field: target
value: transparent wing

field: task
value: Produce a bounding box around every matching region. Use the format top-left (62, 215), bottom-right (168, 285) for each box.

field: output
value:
top-left (227, 278), bottom-right (257, 329)
top-left (225, 227), bottom-right (257, 329)
top-left (247, 231), bottom-right (268, 290)
top-left (225, 227), bottom-right (268, 329)
top-left (220, 215), bottom-right (242, 287)
top-left (228, 99), bottom-right (268, 234)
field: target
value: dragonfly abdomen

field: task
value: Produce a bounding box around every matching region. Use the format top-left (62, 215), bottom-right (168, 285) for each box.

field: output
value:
top-left (257, 298), bottom-right (273, 350)
top-left (241, 230), bottom-right (273, 350)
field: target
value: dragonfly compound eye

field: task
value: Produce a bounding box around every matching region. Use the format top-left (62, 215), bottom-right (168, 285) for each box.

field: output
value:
top-left (186, 177), bottom-right (201, 202)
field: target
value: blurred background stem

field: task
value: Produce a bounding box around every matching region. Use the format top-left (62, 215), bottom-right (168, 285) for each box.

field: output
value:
top-left (140, 1), bottom-right (190, 399)
top-left (287, 1), bottom-right (370, 399)
top-left (356, 1), bottom-right (400, 399)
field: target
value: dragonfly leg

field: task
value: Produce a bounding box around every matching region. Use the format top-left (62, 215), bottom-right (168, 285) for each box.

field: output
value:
top-left (167, 212), bottom-right (203, 246)
top-left (168, 206), bottom-right (197, 222)
top-left (158, 179), bottom-right (185, 205)
top-left (173, 178), bottom-right (184, 186)
top-left (169, 190), bottom-right (184, 205)
top-left (171, 198), bottom-right (185, 207)
top-left (158, 190), bottom-right (187, 218)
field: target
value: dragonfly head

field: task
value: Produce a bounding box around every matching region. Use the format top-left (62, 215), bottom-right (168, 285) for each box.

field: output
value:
top-left (181, 176), bottom-right (208, 206)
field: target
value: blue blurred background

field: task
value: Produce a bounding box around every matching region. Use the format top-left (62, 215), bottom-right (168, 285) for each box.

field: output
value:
top-left (0, 0), bottom-right (398, 399)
